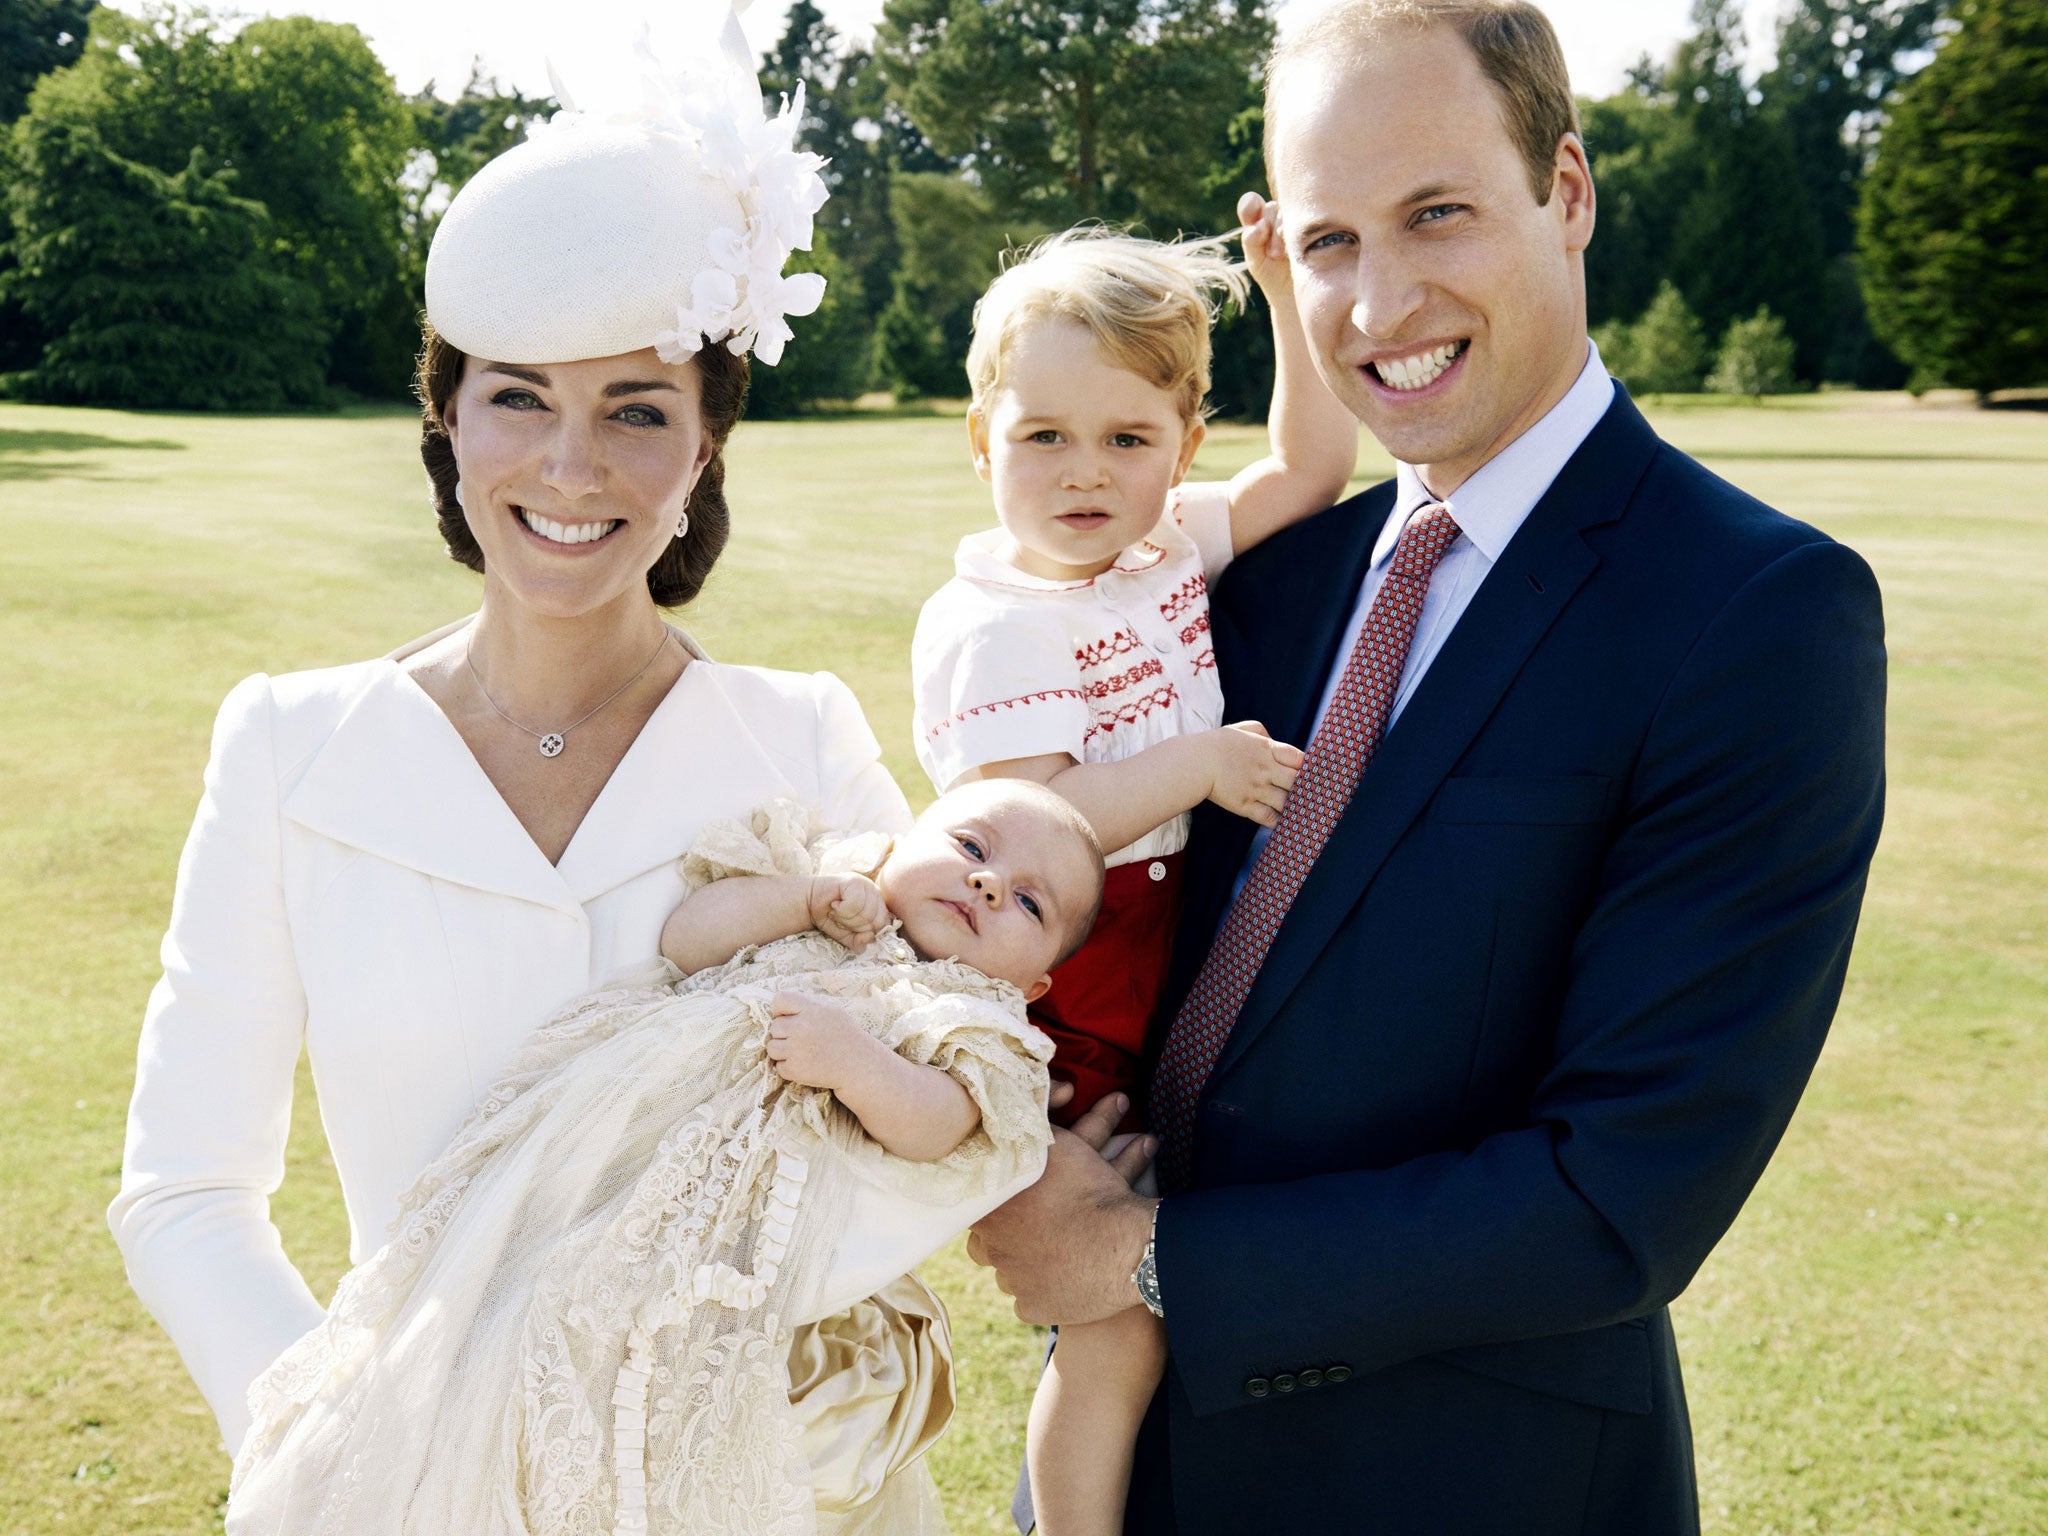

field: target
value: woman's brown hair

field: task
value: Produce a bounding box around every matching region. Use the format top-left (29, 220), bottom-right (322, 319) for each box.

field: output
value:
top-left (414, 322), bottom-right (750, 607)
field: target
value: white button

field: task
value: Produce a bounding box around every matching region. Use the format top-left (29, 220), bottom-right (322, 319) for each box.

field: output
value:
top-left (1148, 861), bottom-right (1167, 882)
top-left (1152, 639), bottom-right (1173, 654)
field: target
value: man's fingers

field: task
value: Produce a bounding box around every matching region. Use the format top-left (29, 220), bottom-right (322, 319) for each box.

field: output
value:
top-left (1236, 189), bottom-right (1266, 228)
top-left (1109, 1135), bottom-right (1157, 1183)
top-left (1047, 1079), bottom-right (1076, 1112)
top-left (1233, 720), bottom-right (1271, 739)
top-left (1067, 1092), bottom-right (1127, 1152)
top-left (965, 1231), bottom-right (990, 1268)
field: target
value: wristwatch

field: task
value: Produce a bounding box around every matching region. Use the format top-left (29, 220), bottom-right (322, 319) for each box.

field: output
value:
top-left (1132, 1203), bottom-right (1165, 1319)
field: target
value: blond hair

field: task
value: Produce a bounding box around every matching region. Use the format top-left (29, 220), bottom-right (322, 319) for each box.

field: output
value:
top-left (967, 229), bottom-right (1250, 425)
top-left (1265, 0), bottom-right (1581, 206)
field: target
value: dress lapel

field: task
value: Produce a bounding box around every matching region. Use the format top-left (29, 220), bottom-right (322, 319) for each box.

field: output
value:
top-left (284, 662), bottom-right (578, 912)
top-left (1206, 390), bottom-right (1664, 1084)
top-left (553, 662), bottom-right (797, 905)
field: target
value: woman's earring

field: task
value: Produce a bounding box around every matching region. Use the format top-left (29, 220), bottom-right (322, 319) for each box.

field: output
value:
top-left (453, 476), bottom-right (466, 509)
top-left (674, 510), bottom-right (690, 541)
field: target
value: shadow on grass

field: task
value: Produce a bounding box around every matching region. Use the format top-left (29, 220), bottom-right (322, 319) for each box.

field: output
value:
top-left (0, 427), bottom-right (187, 483)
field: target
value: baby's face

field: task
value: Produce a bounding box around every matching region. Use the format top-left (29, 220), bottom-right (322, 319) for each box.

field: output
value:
top-left (878, 784), bottom-right (1101, 997)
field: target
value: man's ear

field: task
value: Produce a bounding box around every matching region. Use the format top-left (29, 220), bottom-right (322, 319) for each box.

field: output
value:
top-left (967, 405), bottom-right (994, 483)
top-left (1553, 133), bottom-right (1596, 255)
top-left (1023, 974), bottom-right (1052, 1004)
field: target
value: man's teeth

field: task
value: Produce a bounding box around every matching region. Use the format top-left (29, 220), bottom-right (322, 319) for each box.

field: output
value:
top-left (1376, 342), bottom-right (1465, 391)
top-left (518, 508), bottom-right (620, 545)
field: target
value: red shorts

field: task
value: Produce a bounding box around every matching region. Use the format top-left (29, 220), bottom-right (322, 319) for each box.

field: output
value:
top-left (1028, 852), bottom-right (1185, 1131)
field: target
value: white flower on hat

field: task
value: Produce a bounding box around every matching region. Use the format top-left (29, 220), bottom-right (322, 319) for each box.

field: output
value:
top-left (425, 2), bottom-right (832, 370)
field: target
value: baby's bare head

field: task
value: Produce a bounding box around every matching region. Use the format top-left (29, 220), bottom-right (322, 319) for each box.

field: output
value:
top-left (879, 780), bottom-right (1106, 996)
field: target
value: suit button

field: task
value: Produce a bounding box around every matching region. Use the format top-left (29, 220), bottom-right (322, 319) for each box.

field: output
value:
top-left (1298, 1368), bottom-right (1324, 1389)
top-left (1245, 1377), bottom-right (1270, 1398)
top-left (1326, 1364), bottom-right (1353, 1384)
top-left (1272, 1372), bottom-right (1297, 1393)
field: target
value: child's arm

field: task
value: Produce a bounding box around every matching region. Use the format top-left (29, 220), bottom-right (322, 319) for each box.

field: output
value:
top-left (766, 993), bottom-right (981, 1162)
top-left (660, 872), bottom-right (890, 977)
top-left (1218, 190), bottom-right (1361, 556)
top-left (963, 722), bottom-right (1302, 856)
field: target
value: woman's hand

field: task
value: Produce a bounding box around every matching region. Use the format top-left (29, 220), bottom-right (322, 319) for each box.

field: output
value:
top-left (1204, 721), bottom-right (1304, 829)
top-left (1238, 191), bottom-right (1293, 303)
top-left (808, 872), bottom-right (888, 952)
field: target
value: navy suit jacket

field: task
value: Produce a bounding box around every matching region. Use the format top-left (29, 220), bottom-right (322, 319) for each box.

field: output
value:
top-left (1120, 388), bottom-right (1887, 1535)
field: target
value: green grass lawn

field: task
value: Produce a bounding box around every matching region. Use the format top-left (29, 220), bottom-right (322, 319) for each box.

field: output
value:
top-left (2, 392), bottom-right (2042, 1533)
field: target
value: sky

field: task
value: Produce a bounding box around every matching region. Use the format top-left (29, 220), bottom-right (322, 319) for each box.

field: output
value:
top-left (104, 0), bottom-right (1801, 104)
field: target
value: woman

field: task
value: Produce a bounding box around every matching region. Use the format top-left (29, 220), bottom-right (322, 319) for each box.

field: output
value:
top-left (110, 14), bottom-right (953, 1525)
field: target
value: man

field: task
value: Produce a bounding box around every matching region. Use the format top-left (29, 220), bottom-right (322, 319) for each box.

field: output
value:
top-left (972, 2), bottom-right (1888, 1532)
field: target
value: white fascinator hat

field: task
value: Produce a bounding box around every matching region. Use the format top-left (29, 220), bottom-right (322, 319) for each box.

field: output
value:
top-left (424, 1), bottom-right (828, 368)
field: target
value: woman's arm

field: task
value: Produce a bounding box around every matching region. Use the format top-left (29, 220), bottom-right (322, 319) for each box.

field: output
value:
top-left (108, 675), bottom-right (326, 1455)
top-left (1222, 191), bottom-right (1361, 556)
top-left (964, 723), bottom-right (1303, 853)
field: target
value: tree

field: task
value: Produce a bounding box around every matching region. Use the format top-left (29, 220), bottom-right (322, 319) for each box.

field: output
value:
top-left (876, 0), bottom-right (1272, 234)
top-left (1708, 307), bottom-right (1799, 398)
top-left (0, 0), bottom-right (96, 122)
top-left (1760, 0), bottom-right (1944, 386)
top-left (2, 118), bottom-right (326, 407)
top-left (1605, 281), bottom-right (1710, 396)
top-left (873, 171), bottom-right (1045, 397)
top-left (0, 0), bottom-right (98, 369)
top-left (17, 4), bottom-right (416, 397)
top-left (743, 226), bottom-right (871, 415)
top-left (1859, 0), bottom-right (2048, 395)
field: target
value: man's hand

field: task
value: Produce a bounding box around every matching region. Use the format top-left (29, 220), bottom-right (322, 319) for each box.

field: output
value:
top-left (808, 873), bottom-right (888, 953)
top-left (765, 991), bottom-right (887, 1091)
top-left (1205, 721), bottom-right (1304, 829)
top-left (967, 1091), bottom-right (1160, 1326)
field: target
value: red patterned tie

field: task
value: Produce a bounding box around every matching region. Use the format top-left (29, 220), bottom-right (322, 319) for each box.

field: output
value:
top-left (1151, 504), bottom-right (1463, 1189)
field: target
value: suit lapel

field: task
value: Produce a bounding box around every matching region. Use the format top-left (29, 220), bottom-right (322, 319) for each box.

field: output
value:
top-left (1206, 390), bottom-right (1663, 1083)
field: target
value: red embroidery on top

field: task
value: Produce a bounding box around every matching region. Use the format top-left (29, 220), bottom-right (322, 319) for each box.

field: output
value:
top-left (925, 688), bottom-right (1087, 742)
top-left (1159, 574), bottom-right (1208, 625)
top-left (1179, 613), bottom-right (1212, 648)
top-left (1191, 649), bottom-right (1218, 672)
top-left (1086, 658), bottom-right (1166, 700)
top-left (1084, 684), bottom-right (1182, 742)
top-left (1075, 630), bottom-right (1146, 670)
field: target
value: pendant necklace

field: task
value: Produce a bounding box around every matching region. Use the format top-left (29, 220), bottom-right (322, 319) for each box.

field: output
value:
top-left (467, 629), bottom-right (673, 759)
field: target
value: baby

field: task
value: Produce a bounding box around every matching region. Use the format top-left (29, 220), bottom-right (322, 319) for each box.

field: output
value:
top-left (913, 211), bottom-right (1360, 1534)
top-left (228, 780), bottom-right (1105, 1536)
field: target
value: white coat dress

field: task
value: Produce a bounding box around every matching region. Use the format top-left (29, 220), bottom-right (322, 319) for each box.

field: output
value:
top-left (110, 645), bottom-right (919, 1458)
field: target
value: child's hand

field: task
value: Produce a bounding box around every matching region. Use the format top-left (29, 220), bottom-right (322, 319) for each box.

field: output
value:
top-left (766, 992), bottom-right (887, 1091)
top-left (1205, 721), bottom-right (1304, 829)
top-left (1237, 190), bottom-right (1292, 302)
top-left (808, 873), bottom-right (888, 953)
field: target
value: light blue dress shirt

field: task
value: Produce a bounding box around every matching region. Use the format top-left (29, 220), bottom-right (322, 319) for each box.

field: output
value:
top-left (1231, 341), bottom-right (1616, 898)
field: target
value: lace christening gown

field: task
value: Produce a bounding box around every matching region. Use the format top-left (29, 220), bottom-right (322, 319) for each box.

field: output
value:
top-left (226, 803), bottom-right (1056, 1536)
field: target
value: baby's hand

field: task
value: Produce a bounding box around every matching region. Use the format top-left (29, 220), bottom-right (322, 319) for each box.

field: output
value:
top-left (1205, 721), bottom-right (1304, 829)
top-left (766, 992), bottom-right (886, 1091)
top-left (808, 873), bottom-right (888, 953)
top-left (1237, 191), bottom-right (1292, 301)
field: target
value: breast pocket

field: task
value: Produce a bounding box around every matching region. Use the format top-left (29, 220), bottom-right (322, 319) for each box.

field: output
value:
top-left (1432, 775), bottom-right (1612, 826)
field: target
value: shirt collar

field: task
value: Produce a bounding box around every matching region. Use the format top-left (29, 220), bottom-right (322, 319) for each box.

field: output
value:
top-left (952, 515), bottom-right (1184, 592)
top-left (1376, 338), bottom-right (1616, 569)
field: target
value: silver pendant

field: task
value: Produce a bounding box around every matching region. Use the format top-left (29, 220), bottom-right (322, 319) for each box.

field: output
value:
top-left (538, 732), bottom-right (565, 758)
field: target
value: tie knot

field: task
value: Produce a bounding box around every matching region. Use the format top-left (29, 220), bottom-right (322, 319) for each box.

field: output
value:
top-left (1388, 502), bottom-right (1461, 580)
